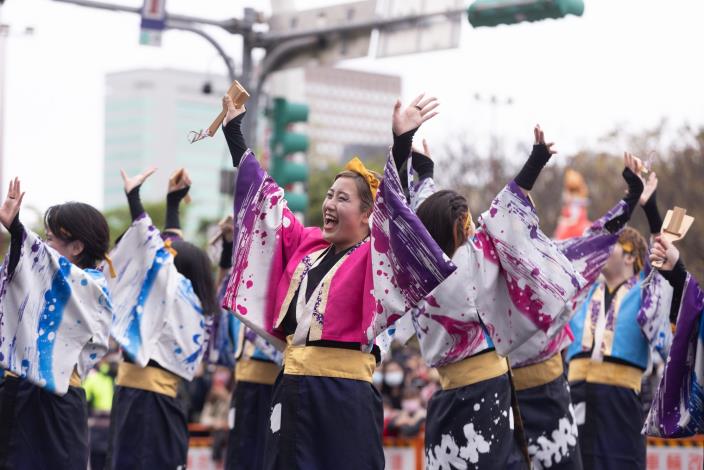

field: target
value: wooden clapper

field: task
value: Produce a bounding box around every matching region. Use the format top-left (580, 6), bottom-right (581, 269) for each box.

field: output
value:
top-left (188, 80), bottom-right (250, 144)
top-left (652, 206), bottom-right (694, 269)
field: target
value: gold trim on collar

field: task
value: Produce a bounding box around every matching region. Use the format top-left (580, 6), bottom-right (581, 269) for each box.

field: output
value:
top-left (567, 357), bottom-right (643, 393)
top-left (116, 362), bottom-right (180, 398)
top-left (436, 351), bottom-right (509, 390)
top-left (512, 354), bottom-right (564, 391)
top-left (306, 247), bottom-right (357, 342)
top-left (235, 359), bottom-right (281, 385)
top-left (275, 248), bottom-right (327, 329)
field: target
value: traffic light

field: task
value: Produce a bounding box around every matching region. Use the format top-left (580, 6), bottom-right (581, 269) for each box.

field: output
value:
top-left (467, 0), bottom-right (584, 28)
top-left (269, 97), bottom-right (310, 213)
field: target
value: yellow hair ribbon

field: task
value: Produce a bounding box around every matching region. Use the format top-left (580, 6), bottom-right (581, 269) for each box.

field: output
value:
top-left (464, 211), bottom-right (473, 233)
top-left (619, 241), bottom-right (634, 254)
top-left (618, 240), bottom-right (643, 272)
top-left (163, 238), bottom-right (179, 257)
top-left (103, 254), bottom-right (117, 279)
top-left (344, 157), bottom-right (380, 200)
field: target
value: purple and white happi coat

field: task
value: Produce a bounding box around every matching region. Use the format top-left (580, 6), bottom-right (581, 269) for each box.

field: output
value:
top-left (0, 228), bottom-right (112, 395)
top-left (410, 180), bottom-right (585, 368)
top-left (221, 149), bottom-right (456, 352)
top-left (645, 273), bottom-right (704, 437)
top-left (107, 214), bottom-right (207, 380)
top-left (510, 200), bottom-right (629, 368)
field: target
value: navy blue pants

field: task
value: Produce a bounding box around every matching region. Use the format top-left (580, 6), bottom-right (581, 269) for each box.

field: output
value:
top-left (106, 386), bottom-right (188, 470)
top-left (517, 374), bottom-right (583, 469)
top-left (570, 381), bottom-right (645, 470)
top-left (225, 380), bottom-right (274, 470)
top-left (425, 372), bottom-right (528, 469)
top-left (0, 376), bottom-right (89, 470)
top-left (264, 373), bottom-right (384, 470)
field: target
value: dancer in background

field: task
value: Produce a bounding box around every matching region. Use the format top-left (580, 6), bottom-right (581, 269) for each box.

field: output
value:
top-left (645, 234), bottom-right (703, 437)
top-left (510, 154), bottom-right (655, 470)
top-left (564, 160), bottom-right (672, 469)
top-left (396, 126), bottom-right (583, 468)
top-left (213, 218), bottom-right (283, 470)
top-left (0, 178), bottom-right (113, 470)
top-left (106, 168), bottom-right (218, 470)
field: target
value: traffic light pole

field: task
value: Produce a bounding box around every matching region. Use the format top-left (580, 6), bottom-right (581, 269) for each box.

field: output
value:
top-left (52, 0), bottom-right (467, 152)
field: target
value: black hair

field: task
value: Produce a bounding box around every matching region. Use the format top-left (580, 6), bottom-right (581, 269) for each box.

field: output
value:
top-left (171, 239), bottom-right (219, 316)
top-left (44, 202), bottom-right (110, 269)
top-left (415, 190), bottom-right (469, 258)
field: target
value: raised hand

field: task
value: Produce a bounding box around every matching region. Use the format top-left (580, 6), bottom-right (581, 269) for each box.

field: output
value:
top-left (533, 125), bottom-right (557, 155)
top-left (168, 168), bottom-right (192, 194)
top-left (223, 95), bottom-right (246, 127)
top-left (219, 215), bottom-right (234, 243)
top-left (623, 152), bottom-right (645, 176)
top-left (120, 166), bottom-right (157, 194)
top-left (392, 93), bottom-right (439, 136)
top-left (650, 235), bottom-right (679, 271)
top-left (0, 177), bottom-right (25, 229)
top-left (639, 171), bottom-right (658, 206)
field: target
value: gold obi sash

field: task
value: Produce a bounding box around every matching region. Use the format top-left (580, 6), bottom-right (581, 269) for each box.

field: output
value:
top-left (283, 336), bottom-right (375, 383)
top-left (436, 351), bottom-right (509, 390)
top-left (235, 359), bottom-right (281, 385)
top-left (4, 367), bottom-right (83, 388)
top-left (567, 357), bottom-right (643, 393)
top-left (116, 362), bottom-right (180, 398)
top-left (512, 354), bottom-right (564, 391)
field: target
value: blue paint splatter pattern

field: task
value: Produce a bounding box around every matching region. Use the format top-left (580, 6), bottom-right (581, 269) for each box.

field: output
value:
top-left (107, 215), bottom-right (207, 380)
top-left (0, 228), bottom-right (112, 395)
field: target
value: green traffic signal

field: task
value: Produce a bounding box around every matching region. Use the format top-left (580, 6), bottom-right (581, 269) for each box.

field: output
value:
top-left (270, 159), bottom-right (309, 186)
top-left (283, 192), bottom-right (309, 213)
top-left (467, 0), bottom-right (584, 28)
top-left (269, 96), bottom-right (310, 213)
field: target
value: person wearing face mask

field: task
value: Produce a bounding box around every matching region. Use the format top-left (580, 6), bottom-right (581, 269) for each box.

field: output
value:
top-left (396, 127), bottom-right (586, 469)
top-left (219, 93), bottom-right (455, 470)
top-left (381, 361), bottom-right (405, 409)
top-left (0, 178), bottom-right (113, 470)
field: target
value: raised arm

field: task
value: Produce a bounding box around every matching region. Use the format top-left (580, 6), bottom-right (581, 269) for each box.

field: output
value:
top-left (164, 168), bottom-right (191, 238)
top-left (513, 125), bottom-right (557, 195)
top-left (0, 177), bottom-right (26, 277)
top-left (651, 236), bottom-right (686, 323)
top-left (391, 94), bottom-right (438, 174)
top-left (120, 166), bottom-right (157, 221)
top-left (222, 95), bottom-right (248, 167)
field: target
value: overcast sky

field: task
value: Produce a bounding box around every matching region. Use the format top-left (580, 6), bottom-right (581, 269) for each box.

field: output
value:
top-left (1, 0), bottom-right (703, 218)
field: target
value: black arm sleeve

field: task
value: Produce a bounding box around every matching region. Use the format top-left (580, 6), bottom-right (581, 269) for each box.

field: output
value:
top-left (126, 185), bottom-right (145, 222)
top-left (165, 186), bottom-right (190, 231)
top-left (219, 237), bottom-right (233, 270)
top-left (642, 191), bottom-right (663, 234)
top-left (604, 168), bottom-right (644, 233)
top-left (659, 259), bottom-right (687, 323)
top-left (7, 215), bottom-right (24, 277)
top-left (411, 151), bottom-right (434, 180)
top-left (514, 144), bottom-right (552, 191)
top-left (392, 128), bottom-right (417, 172)
top-left (223, 112), bottom-right (247, 168)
